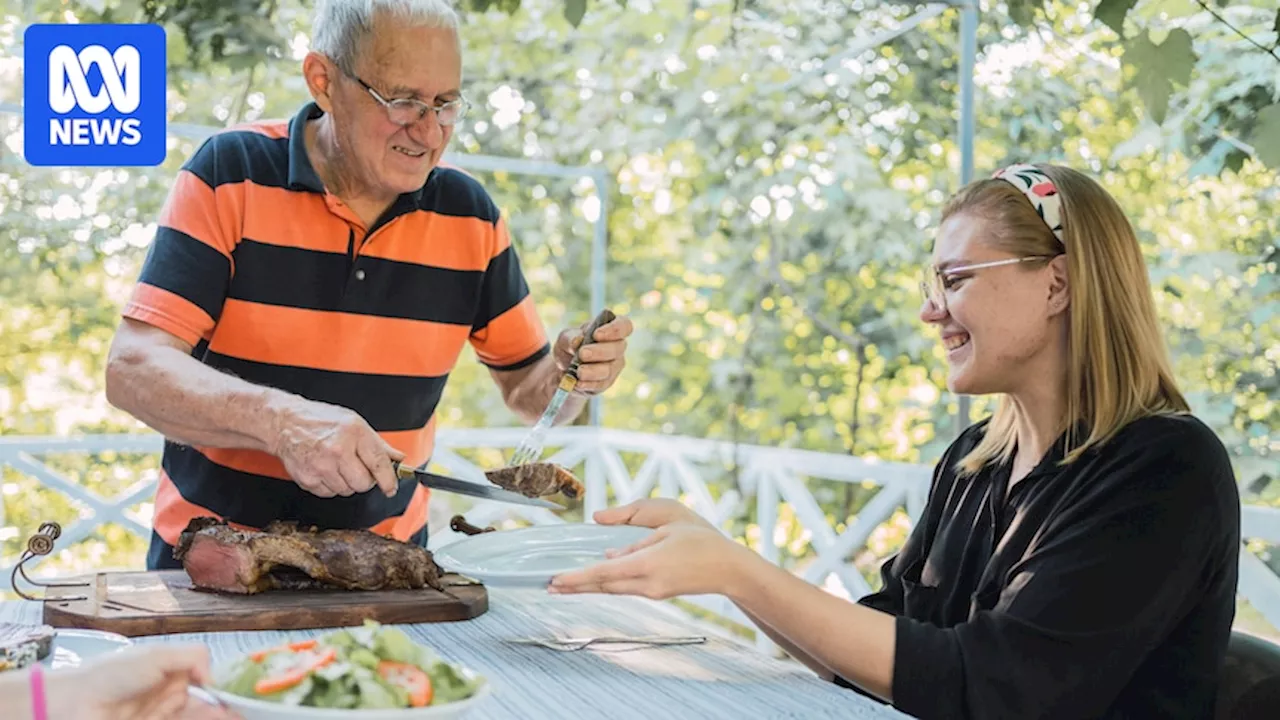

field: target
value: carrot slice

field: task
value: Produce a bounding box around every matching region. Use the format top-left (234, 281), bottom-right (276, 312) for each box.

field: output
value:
top-left (377, 660), bottom-right (433, 707)
top-left (249, 638), bottom-right (319, 662)
top-left (253, 647), bottom-right (337, 695)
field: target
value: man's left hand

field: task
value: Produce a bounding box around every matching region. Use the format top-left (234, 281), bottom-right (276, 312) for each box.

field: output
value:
top-left (552, 313), bottom-right (633, 395)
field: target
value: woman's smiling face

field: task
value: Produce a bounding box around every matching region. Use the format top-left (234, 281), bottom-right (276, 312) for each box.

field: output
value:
top-left (919, 213), bottom-right (1064, 396)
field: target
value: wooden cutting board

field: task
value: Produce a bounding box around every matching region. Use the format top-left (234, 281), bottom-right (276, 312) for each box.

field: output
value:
top-left (40, 570), bottom-right (487, 637)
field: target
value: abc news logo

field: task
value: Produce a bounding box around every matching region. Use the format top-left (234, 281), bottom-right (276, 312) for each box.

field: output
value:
top-left (48, 44), bottom-right (144, 147)
top-left (24, 23), bottom-right (166, 167)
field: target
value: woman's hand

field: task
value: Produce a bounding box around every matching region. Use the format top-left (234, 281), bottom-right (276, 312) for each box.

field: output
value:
top-left (592, 497), bottom-right (714, 531)
top-left (44, 644), bottom-right (240, 720)
top-left (549, 522), bottom-right (759, 599)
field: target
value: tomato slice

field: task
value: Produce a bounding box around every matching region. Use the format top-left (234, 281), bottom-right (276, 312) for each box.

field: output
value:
top-left (377, 660), bottom-right (433, 707)
top-left (253, 647), bottom-right (337, 695)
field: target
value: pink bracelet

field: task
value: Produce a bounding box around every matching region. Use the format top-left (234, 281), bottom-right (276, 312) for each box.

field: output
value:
top-left (30, 663), bottom-right (47, 720)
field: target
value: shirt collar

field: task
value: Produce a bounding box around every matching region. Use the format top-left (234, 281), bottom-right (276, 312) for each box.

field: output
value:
top-left (287, 101), bottom-right (326, 193)
top-left (1023, 419), bottom-right (1091, 479)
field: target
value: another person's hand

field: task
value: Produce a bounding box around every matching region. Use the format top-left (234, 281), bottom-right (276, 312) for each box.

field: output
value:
top-left (548, 522), bottom-right (754, 600)
top-left (269, 398), bottom-right (404, 498)
top-left (593, 498), bottom-right (715, 531)
top-left (552, 313), bottom-right (634, 395)
top-left (43, 644), bottom-right (240, 720)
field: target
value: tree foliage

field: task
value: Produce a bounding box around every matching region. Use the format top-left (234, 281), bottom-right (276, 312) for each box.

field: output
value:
top-left (49, 0), bottom-right (1280, 172)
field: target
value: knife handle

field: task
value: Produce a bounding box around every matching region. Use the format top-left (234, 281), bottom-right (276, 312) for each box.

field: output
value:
top-left (566, 308), bottom-right (616, 378)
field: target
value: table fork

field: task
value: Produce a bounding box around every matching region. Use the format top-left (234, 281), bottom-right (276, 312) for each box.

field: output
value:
top-left (508, 308), bottom-right (616, 467)
top-left (188, 683), bottom-right (231, 710)
top-left (505, 634), bottom-right (707, 652)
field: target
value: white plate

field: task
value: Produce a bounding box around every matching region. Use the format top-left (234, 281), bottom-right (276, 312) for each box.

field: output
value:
top-left (432, 524), bottom-right (653, 588)
top-left (210, 671), bottom-right (491, 720)
top-left (41, 628), bottom-right (133, 669)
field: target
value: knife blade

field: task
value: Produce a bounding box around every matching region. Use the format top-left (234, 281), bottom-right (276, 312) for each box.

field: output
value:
top-left (392, 462), bottom-right (565, 510)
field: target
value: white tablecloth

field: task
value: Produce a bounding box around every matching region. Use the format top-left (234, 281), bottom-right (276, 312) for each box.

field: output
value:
top-left (1, 588), bottom-right (909, 719)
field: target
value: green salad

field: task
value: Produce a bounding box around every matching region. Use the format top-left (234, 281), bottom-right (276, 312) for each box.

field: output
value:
top-left (216, 619), bottom-right (483, 709)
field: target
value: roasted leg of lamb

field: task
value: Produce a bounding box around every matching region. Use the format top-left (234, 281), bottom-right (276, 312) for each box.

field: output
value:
top-left (484, 462), bottom-right (584, 499)
top-left (173, 517), bottom-right (444, 595)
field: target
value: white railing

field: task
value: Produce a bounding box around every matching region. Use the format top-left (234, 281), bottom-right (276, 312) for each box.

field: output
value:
top-left (3, 429), bottom-right (1279, 653)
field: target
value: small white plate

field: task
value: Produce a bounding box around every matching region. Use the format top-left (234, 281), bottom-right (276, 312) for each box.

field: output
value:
top-left (211, 672), bottom-right (491, 720)
top-left (41, 628), bottom-right (133, 669)
top-left (432, 524), bottom-right (653, 588)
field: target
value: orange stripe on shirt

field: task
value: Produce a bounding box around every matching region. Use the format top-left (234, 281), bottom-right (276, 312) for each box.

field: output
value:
top-left (369, 485), bottom-right (430, 540)
top-left (492, 215), bottom-right (513, 255)
top-left (225, 120), bottom-right (290, 140)
top-left (470, 294), bottom-right (549, 367)
top-left (122, 284), bottom-right (217, 347)
top-left (362, 212), bottom-right (496, 271)
top-left (151, 471), bottom-right (255, 546)
top-left (208, 300), bottom-right (472, 376)
top-left (157, 171), bottom-right (241, 260)
top-left (241, 183), bottom-right (351, 254)
top-left (152, 470), bottom-right (429, 546)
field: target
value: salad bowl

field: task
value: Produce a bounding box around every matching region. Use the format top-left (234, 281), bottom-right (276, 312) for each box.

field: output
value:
top-left (208, 619), bottom-right (490, 719)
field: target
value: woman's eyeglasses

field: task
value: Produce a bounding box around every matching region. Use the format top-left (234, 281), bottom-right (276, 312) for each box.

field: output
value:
top-left (920, 255), bottom-right (1059, 312)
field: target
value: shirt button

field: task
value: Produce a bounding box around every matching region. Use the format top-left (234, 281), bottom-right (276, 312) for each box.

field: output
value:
top-left (355, 269), bottom-right (366, 280)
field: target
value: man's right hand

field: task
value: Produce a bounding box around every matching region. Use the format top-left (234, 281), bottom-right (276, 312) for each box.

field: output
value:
top-left (269, 399), bottom-right (405, 498)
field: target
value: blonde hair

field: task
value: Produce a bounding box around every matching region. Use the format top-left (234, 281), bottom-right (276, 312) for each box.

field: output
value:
top-left (943, 164), bottom-right (1189, 474)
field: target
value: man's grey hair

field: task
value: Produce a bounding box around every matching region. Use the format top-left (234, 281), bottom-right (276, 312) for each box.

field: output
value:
top-left (311, 0), bottom-right (461, 75)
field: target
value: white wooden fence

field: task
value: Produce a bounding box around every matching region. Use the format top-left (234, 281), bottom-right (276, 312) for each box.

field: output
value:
top-left (3, 428), bottom-right (1279, 653)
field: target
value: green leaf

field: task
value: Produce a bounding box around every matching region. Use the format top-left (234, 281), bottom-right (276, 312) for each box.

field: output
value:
top-left (1132, 0), bottom-right (1198, 21)
top-left (1123, 29), bottom-right (1198, 125)
top-left (564, 0), bottom-right (587, 26)
top-left (1273, 9), bottom-right (1280, 39)
top-left (1223, 148), bottom-right (1249, 174)
top-left (1095, 0), bottom-right (1137, 36)
top-left (1007, 0), bottom-right (1043, 27)
top-left (1252, 103), bottom-right (1280, 169)
top-left (1159, 29), bottom-right (1196, 87)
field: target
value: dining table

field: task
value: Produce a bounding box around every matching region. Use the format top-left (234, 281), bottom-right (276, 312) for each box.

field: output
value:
top-left (1, 586), bottom-right (912, 719)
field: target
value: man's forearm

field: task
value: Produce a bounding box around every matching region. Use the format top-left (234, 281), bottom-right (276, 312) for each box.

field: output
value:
top-left (726, 552), bottom-right (898, 702)
top-left (105, 343), bottom-right (289, 452)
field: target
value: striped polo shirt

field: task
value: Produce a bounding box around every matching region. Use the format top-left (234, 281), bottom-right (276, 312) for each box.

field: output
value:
top-left (123, 102), bottom-right (549, 561)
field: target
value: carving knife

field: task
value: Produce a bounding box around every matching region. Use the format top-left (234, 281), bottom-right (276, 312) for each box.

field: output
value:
top-left (392, 462), bottom-right (564, 510)
top-left (508, 308), bottom-right (617, 467)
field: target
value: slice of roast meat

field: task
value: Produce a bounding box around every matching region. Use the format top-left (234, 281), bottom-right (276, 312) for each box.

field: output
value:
top-left (484, 462), bottom-right (584, 499)
top-left (173, 517), bottom-right (444, 595)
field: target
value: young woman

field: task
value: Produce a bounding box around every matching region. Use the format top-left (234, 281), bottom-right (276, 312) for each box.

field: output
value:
top-left (550, 163), bottom-right (1241, 719)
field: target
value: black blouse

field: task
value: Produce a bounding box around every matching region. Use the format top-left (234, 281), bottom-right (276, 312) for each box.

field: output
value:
top-left (845, 413), bottom-right (1241, 719)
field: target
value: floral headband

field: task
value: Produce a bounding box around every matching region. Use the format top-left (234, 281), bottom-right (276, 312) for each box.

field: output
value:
top-left (992, 163), bottom-right (1065, 245)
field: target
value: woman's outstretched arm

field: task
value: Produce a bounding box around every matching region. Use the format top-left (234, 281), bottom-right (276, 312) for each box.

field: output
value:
top-left (550, 525), bottom-right (900, 699)
top-left (727, 552), bottom-right (900, 701)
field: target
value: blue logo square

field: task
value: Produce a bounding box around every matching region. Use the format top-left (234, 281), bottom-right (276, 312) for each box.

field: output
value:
top-left (23, 23), bottom-right (167, 167)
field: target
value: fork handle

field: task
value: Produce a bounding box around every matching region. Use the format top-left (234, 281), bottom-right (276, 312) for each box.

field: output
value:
top-left (566, 308), bottom-right (616, 377)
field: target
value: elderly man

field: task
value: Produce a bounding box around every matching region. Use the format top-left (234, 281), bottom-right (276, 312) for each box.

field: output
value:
top-left (105, 0), bottom-right (632, 570)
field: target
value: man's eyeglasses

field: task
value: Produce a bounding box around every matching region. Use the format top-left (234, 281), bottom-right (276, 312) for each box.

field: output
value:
top-left (353, 75), bottom-right (470, 127)
top-left (920, 255), bottom-right (1059, 312)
